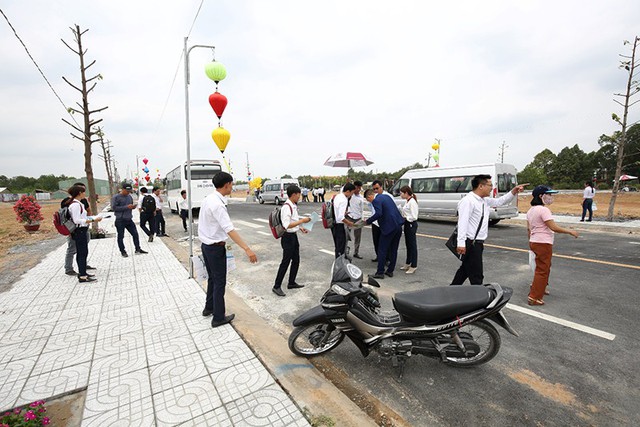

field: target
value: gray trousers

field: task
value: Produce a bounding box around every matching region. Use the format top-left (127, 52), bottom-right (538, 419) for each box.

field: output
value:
top-left (65, 229), bottom-right (91, 272)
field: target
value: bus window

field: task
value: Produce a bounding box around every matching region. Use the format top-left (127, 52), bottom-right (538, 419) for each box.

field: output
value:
top-left (189, 169), bottom-right (221, 180)
top-left (443, 176), bottom-right (473, 193)
top-left (412, 178), bottom-right (440, 193)
top-left (390, 179), bottom-right (409, 196)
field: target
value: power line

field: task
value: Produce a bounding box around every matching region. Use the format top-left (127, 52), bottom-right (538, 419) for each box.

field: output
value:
top-left (0, 7), bottom-right (80, 128)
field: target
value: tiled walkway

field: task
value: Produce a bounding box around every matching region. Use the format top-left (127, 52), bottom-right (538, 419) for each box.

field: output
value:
top-left (0, 215), bottom-right (309, 426)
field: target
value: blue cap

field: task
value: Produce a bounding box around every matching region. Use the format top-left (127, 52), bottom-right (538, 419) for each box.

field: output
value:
top-left (532, 185), bottom-right (558, 198)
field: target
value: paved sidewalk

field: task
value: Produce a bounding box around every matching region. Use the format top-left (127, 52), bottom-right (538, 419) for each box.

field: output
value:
top-left (0, 214), bottom-right (310, 426)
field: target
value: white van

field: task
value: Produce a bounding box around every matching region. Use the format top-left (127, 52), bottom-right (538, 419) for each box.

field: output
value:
top-left (258, 179), bottom-right (300, 205)
top-left (389, 163), bottom-right (519, 225)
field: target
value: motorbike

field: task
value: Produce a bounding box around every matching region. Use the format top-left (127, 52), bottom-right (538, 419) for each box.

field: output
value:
top-left (288, 256), bottom-right (518, 377)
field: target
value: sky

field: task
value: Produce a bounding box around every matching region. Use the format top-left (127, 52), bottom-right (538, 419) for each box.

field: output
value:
top-left (1, 0), bottom-right (639, 183)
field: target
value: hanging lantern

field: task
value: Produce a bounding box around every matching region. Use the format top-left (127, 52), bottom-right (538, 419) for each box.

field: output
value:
top-left (433, 154), bottom-right (440, 162)
top-left (143, 167), bottom-right (149, 173)
top-left (432, 143), bottom-right (440, 151)
top-left (212, 127), bottom-right (231, 153)
top-left (208, 92), bottom-right (228, 119)
top-left (204, 61), bottom-right (227, 83)
top-left (142, 158), bottom-right (149, 165)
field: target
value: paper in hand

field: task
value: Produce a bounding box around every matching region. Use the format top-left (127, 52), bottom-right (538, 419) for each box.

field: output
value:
top-left (301, 211), bottom-right (320, 231)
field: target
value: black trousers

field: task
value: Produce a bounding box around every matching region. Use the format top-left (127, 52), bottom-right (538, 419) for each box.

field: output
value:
top-left (201, 243), bottom-right (227, 322)
top-left (274, 233), bottom-right (300, 288)
top-left (72, 227), bottom-right (89, 277)
top-left (451, 240), bottom-right (484, 285)
top-left (155, 210), bottom-right (166, 234)
top-left (332, 223), bottom-right (347, 258)
top-left (140, 211), bottom-right (155, 236)
top-left (115, 218), bottom-right (141, 253)
top-left (403, 221), bottom-right (418, 267)
top-left (371, 224), bottom-right (381, 255)
top-left (581, 199), bottom-right (593, 221)
top-left (180, 209), bottom-right (188, 230)
top-left (376, 227), bottom-right (402, 274)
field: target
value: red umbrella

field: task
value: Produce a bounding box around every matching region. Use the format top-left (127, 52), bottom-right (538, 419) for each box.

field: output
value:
top-left (619, 174), bottom-right (638, 181)
top-left (323, 152), bottom-right (374, 168)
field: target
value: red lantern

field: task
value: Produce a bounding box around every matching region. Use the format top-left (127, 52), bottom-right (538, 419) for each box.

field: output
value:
top-left (142, 158), bottom-right (149, 165)
top-left (208, 92), bottom-right (228, 119)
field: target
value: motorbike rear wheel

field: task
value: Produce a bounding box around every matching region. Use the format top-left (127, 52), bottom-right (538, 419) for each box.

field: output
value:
top-left (446, 319), bottom-right (501, 367)
top-left (288, 322), bottom-right (345, 357)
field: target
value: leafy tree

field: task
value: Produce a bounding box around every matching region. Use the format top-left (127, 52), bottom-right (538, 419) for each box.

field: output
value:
top-left (517, 164), bottom-right (548, 187)
top-left (549, 145), bottom-right (593, 188)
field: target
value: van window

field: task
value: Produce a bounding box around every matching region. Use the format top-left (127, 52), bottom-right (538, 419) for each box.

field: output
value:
top-left (412, 178), bottom-right (440, 193)
top-left (498, 174), bottom-right (516, 192)
top-left (390, 179), bottom-right (409, 196)
top-left (443, 176), bottom-right (473, 193)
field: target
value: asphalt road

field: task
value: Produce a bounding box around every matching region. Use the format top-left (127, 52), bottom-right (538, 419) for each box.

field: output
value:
top-left (163, 200), bottom-right (640, 427)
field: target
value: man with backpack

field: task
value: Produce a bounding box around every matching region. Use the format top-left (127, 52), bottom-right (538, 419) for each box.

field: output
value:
top-left (137, 186), bottom-right (156, 242)
top-left (272, 185), bottom-right (311, 297)
top-left (111, 183), bottom-right (148, 257)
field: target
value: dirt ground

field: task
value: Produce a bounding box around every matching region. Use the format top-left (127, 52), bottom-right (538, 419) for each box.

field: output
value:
top-left (517, 192), bottom-right (640, 219)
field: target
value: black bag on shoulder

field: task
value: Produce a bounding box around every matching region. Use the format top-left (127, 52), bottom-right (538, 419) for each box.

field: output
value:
top-left (142, 195), bottom-right (156, 214)
top-left (445, 208), bottom-right (484, 261)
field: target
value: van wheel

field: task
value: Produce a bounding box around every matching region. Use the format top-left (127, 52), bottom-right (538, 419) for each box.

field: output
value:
top-left (489, 219), bottom-right (501, 226)
top-left (258, 197), bottom-right (264, 204)
top-left (275, 197), bottom-right (280, 205)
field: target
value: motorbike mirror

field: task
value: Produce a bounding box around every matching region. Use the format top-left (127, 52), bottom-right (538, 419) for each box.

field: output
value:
top-left (366, 276), bottom-right (381, 288)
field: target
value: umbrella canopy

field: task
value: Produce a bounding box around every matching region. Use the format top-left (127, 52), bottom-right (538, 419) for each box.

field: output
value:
top-left (324, 152), bottom-right (374, 168)
top-left (619, 174), bottom-right (638, 181)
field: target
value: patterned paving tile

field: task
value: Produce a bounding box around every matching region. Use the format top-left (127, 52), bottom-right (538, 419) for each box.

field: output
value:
top-left (42, 328), bottom-right (97, 353)
top-left (144, 331), bottom-right (198, 366)
top-left (17, 362), bottom-right (90, 407)
top-left (5, 318), bottom-right (57, 342)
top-left (191, 325), bottom-right (240, 352)
top-left (149, 352), bottom-right (208, 394)
top-left (153, 376), bottom-right (223, 427)
top-left (89, 346), bottom-right (147, 385)
top-left (225, 385), bottom-right (310, 427)
top-left (0, 356), bottom-right (37, 387)
top-left (57, 304), bottom-right (103, 325)
top-left (200, 338), bottom-right (255, 373)
top-left (31, 342), bottom-right (94, 377)
top-left (177, 407), bottom-right (232, 427)
top-left (0, 337), bottom-right (49, 365)
top-left (96, 317), bottom-right (143, 341)
top-left (52, 315), bottom-right (100, 336)
top-left (0, 379), bottom-right (23, 412)
top-left (101, 303), bottom-right (140, 324)
top-left (93, 331), bottom-right (144, 359)
top-left (140, 305), bottom-right (183, 328)
top-left (210, 358), bottom-right (275, 404)
top-left (82, 396), bottom-right (155, 427)
top-left (84, 368), bottom-right (152, 417)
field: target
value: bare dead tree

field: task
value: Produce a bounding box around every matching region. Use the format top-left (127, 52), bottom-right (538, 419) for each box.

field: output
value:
top-left (94, 126), bottom-right (116, 196)
top-left (61, 24), bottom-right (108, 221)
top-left (608, 36), bottom-right (639, 220)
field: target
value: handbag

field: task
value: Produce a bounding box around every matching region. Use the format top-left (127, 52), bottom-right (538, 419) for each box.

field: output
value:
top-left (445, 207), bottom-right (484, 261)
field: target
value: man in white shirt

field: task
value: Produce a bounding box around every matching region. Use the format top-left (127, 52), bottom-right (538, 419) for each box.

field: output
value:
top-left (199, 172), bottom-right (258, 327)
top-left (451, 174), bottom-right (526, 285)
top-left (152, 187), bottom-right (167, 237)
top-left (332, 183), bottom-right (356, 258)
top-left (272, 185), bottom-right (311, 297)
top-left (179, 190), bottom-right (189, 231)
top-left (347, 180), bottom-right (364, 259)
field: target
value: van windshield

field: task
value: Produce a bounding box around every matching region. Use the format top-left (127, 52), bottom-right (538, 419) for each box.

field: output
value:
top-left (498, 173), bottom-right (516, 192)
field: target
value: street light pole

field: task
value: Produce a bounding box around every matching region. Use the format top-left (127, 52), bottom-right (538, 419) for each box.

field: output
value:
top-left (184, 37), bottom-right (217, 277)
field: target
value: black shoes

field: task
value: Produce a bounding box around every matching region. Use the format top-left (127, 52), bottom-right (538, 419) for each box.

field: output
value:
top-left (287, 283), bottom-right (304, 289)
top-left (372, 273), bottom-right (385, 279)
top-left (202, 308), bottom-right (213, 317)
top-left (272, 288), bottom-right (286, 297)
top-left (121, 251), bottom-right (129, 257)
top-left (135, 249), bottom-right (148, 254)
top-left (79, 276), bottom-right (97, 283)
top-left (86, 265), bottom-right (96, 270)
top-left (211, 314), bottom-right (235, 328)
top-left (148, 235), bottom-right (154, 242)
top-left (65, 270), bottom-right (77, 276)
top-left (353, 254), bottom-right (363, 259)
top-left (371, 258), bottom-right (378, 262)
top-left (384, 271), bottom-right (394, 278)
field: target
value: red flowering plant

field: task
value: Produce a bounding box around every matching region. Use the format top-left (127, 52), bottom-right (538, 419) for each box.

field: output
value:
top-left (0, 400), bottom-right (50, 426)
top-left (12, 195), bottom-right (44, 225)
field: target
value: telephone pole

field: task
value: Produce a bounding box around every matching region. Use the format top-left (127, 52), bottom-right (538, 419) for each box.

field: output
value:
top-left (498, 141), bottom-right (508, 163)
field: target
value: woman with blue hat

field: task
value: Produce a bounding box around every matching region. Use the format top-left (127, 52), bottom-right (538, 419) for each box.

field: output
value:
top-left (526, 185), bottom-right (579, 306)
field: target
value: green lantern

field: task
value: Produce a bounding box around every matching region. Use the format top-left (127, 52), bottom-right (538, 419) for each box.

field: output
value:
top-left (205, 61), bottom-right (227, 83)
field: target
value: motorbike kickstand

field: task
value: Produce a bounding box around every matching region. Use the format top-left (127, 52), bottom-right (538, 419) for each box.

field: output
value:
top-left (450, 331), bottom-right (467, 354)
top-left (392, 356), bottom-right (406, 381)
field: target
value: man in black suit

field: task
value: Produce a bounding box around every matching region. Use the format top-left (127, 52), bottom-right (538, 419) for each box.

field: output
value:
top-left (364, 188), bottom-right (404, 279)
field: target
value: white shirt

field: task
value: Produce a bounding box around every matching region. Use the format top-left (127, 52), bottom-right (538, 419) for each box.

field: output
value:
top-left (69, 200), bottom-right (88, 227)
top-left (333, 193), bottom-right (350, 224)
top-left (402, 197), bottom-right (419, 222)
top-left (179, 198), bottom-right (189, 210)
top-left (583, 187), bottom-right (595, 199)
top-left (456, 191), bottom-right (514, 246)
top-left (347, 193), bottom-right (364, 220)
top-left (152, 193), bottom-right (162, 211)
top-left (137, 193), bottom-right (155, 210)
top-left (198, 191), bottom-right (235, 244)
top-left (281, 200), bottom-right (299, 233)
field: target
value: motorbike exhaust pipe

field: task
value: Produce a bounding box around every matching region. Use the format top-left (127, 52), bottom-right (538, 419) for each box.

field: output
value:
top-left (489, 311), bottom-right (519, 337)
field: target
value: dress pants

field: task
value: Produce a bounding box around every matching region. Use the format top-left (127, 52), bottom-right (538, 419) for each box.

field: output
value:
top-left (332, 223), bottom-right (347, 258)
top-left (274, 233), bottom-right (300, 289)
top-left (65, 236), bottom-right (76, 272)
top-left (403, 221), bottom-right (418, 267)
top-left (201, 243), bottom-right (227, 322)
top-left (155, 210), bottom-right (166, 234)
top-left (72, 227), bottom-right (89, 277)
top-left (451, 240), bottom-right (484, 285)
top-left (139, 211), bottom-right (155, 236)
top-left (350, 224), bottom-right (362, 255)
top-left (376, 227), bottom-right (402, 274)
top-left (115, 218), bottom-right (141, 253)
top-left (581, 199), bottom-right (593, 221)
top-left (180, 209), bottom-right (188, 230)
top-left (371, 224), bottom-right (381, 256)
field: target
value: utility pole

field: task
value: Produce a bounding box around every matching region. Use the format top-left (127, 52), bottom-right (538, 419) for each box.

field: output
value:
top-left (498, 140), bottom-right (508, 163)
top-left (425, 153), bottom-right (432, 167)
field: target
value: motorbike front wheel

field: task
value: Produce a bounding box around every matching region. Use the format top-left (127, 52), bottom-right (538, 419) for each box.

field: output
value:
top-left (445, 319), bottom-right (501, 367)
top-left (288, 322), bottom-right (345, 357)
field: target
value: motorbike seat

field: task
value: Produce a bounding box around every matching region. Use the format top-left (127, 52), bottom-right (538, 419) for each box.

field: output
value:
top-left (393, 286), bottom-right (493, 324)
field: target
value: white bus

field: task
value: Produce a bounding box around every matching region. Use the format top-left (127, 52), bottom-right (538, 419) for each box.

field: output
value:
top-left (389, 163), bottom-right (519, 225)
top-left (165, 160), bottom-right (222, 213)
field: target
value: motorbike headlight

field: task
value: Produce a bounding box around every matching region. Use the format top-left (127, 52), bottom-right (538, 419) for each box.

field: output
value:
top-left (331, 284), bottom-right (350, 296)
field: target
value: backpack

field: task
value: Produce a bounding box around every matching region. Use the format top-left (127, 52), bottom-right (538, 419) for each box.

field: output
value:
top-left (141, 194), bottom-right (156, 214)
top-left (268, 204), bottom-right (293, 239)
top-left (321, 194), bottom-right (337, 229)
top-left (53, 205), bottom-right (78, 236)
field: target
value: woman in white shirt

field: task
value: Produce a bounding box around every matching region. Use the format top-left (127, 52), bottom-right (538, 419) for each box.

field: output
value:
top-left (399, 185), bottom-right (419, 274)
top-left (67, 184), bottom-right (102, 282)
top-left (580, 181), bottom-right (596, 222)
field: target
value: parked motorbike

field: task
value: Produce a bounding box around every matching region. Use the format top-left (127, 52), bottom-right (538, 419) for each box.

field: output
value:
top-left (289, 256), bottom-right (518, 376)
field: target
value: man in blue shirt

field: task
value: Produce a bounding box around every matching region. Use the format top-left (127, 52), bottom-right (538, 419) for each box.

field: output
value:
top-left (364, 188), bottom-right (404, 279)
top-left (111, 183), bottom-right (148, 257)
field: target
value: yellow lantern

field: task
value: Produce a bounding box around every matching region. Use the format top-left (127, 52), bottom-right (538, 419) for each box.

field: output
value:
top-left (212, 127), bottom-right (231, 153)
top-left (432, 143), bottom-right (440, 151)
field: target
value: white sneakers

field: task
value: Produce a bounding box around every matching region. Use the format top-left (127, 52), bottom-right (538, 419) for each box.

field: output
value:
top-left (406, 267), bottom-right (417, 274)
top-left (399, 264), bottom-right (411, 270)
